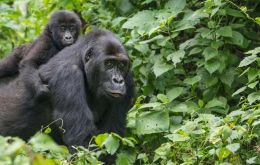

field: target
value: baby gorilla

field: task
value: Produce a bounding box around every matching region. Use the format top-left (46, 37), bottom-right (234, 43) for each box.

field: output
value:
top-left (0, 10), bottom-right (81, 95)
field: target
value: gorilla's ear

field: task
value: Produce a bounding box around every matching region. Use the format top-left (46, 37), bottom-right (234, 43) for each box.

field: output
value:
top-left (45, 24), bottom-right (52, 34)
top-left (84, 47), bottom-right (94, 63)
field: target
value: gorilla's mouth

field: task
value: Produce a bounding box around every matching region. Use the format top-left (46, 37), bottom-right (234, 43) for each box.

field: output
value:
top-left (62, 40), bottom-right (74, 46)
top-left (106, 90), bottom-right (124, 98)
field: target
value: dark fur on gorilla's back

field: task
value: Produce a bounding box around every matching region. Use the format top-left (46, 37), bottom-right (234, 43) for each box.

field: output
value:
top-left (0, 10), bottom-right (81, 95)
top-left (0, 30), bottom-right (134, 164)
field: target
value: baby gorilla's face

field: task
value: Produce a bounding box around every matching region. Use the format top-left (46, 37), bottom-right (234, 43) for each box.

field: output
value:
top-left (48, 10), bottom-right (81, 49)
top-left (58, 24), bottom-right (78, 46)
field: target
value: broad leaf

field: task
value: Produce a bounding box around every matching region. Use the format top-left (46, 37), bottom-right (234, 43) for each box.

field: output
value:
top-left (116, 150), bottom-right (136, 165)
top-left (226, 143), bottom-right (240, 153)
top-left (166, 87), bottom-right (183, 101)
top-left (165, 133), bottom-right (190, 142)
top-left (216, 26), bottom-right (232, 37)
top-left (248, 92), bottom-right (260, 104)
top-left (183, 75), bottom-right (201, 85)
top-left (232, 86), bottom-right (247, 96)
top-left (238, 55), bottom-right (257, 67)
top-left (205, 59), bottom-right (220, 74)
top-left (136, 111), bottom-right (169, 134)
top-left (104, 134), bottom-right (120, 154)
top-left (216, 147), bottom-right (231, 160)
top-left (153, 59), bottom-right (173, 77)
top-left (165, 0), bottom-right (186, 14)
top-left (167, 50), bottom-right (185, 66)
top-left (203, 47), bottom-right (218, 61)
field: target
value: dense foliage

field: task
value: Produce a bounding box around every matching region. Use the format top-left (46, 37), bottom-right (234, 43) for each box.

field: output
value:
top-left (0, 0), bottom-right (259, 164)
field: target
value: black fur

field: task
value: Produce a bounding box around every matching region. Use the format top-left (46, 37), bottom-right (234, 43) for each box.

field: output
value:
top-left (0, 30), bottom-right (134, 158)
top-left (0, 10), bottom-right (81, 96)
top-left (39, 29), bottom-right (134, 148)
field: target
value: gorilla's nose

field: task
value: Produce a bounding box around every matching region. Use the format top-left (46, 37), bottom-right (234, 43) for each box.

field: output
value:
top-left (65, 35), bottom-right (72, 41)
top-left (112, 76), bottom-right (124, 85)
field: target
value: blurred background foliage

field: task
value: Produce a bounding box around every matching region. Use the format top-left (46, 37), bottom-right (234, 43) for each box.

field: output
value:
top-left (0, 0), bottom-right (259, 164)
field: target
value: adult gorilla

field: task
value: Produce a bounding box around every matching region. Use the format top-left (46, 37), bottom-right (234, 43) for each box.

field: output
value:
top-left (0, 30), bottom-right (134, 151)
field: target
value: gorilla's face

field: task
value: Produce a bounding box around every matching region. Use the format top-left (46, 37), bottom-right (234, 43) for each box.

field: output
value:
top-left (48, 11), bottom-right (81, 49)
top-left (57, 24), bottom-right (78, 46)
top-left (84, 36), bottom-right (129, 100)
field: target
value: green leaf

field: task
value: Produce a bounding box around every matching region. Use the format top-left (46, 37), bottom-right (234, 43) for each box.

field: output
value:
top-left (205, 97), bottom-right (227, 109)
top-left (226, 143), bottom-right (240, 153)
top-left (216, 147), bottom-right (231, 161)
top-left (122, 10), bottom-right (160, 35)
top-left (153, 59), bottom-right (173, 77)
top-left (226, 8), bottom-right (244, 18)
top-left (248, 68), bottom-right (259, 82)
top-left (164, 133), bottom-right (190, 142)
top-left (197, 27), bottom-right (211, 38)
top-left (203, 47), bottom-right (218, 61)
top-left (205, 59), bottom-right (220, 74)
top-left (216, 26), bottom-right (232, 37)
top-left (157, 94), bottom-right (169, 104)
top-left (165, 0), bottom-right (186, 14)
top-left (166, 87), bottom-right (183, 102)
top-left (95, 133), bottom-right (109, 147)
top-left (189, 47), bottom-right (202, 55)
top-left (248, 92), bottom-right (260, 104)
top-left (154, 143), bottom-right (172, 159)
top-left (136, 111), bottom-right (169, 134)
top-left (248, 81), bottom-right (258, 89)
top-left (183, 75), bottom-right (201, 85)
top-left (116, 150), bottom-right (136, 165)
top-left (247, 156), bottom-right (257, 164)
top-left (245, 47), bottom-right (260, 55)
top-left (138, 102), bottom-right (162, 110)
top-left (170, 103), bottom-right (188, 113)
top-left (229, 31), bottom-right (244, 47)
top-left (232, 86), bottom-right (247, 96)
top-left (104, 134), bottom-right (120, 154)
top-left (122, 10), bottom-right (153, 29)
top-left (255, 17), bottom-right (260, 26)
top-left (112, 17), bottom-right (126, 27)
top-left (4, 137), bottom-right (25, 156)
top-left (139, 35), bottom-right (164, 44)
top-left (238, 55), bottom-right (257, 67)
top-left (167, 50), bottom-right (185, 67)
top-left (220, 69), bottom-right (235, 87)
top-left (29, 133), bottom-right (68, 155)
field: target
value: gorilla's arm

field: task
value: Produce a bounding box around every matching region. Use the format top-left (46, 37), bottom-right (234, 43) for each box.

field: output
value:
top-left (19, 39), bottom-right (55, 95)
top-left (46, 64), bottom-right (97, 147)
top-left (0, 45), bottom-right (27, 78)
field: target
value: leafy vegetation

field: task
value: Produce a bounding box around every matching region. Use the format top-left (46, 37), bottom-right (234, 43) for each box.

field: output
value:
top-left (0, 0), bottom-right (259, 164)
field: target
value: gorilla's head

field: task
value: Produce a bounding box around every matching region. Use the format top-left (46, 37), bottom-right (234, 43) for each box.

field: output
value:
top-left (83, 30), bottom-right (130, 101)
top-left (47, 10), bottom-right (82, 49)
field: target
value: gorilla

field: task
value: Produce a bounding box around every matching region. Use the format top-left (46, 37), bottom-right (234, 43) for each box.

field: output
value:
top-left (0, 30), bottom-right (134, 154)
top-left (0, 10), bottom-right (81, 95)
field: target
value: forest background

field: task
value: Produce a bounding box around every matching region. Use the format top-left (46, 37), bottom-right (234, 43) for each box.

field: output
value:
top-left (0, 0), bottom-right (259, 164)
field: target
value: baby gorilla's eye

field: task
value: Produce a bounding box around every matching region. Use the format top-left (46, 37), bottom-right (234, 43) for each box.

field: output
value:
top-left (60, 26), bottom-right (66, 32)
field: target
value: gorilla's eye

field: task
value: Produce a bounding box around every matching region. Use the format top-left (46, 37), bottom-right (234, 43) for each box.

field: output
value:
top-left (118, 62), bottom-right (125, 70)
top-left (85, 48), bottom-right (94, 62)
top-left (60, 26), bottom-right (66, 32)
top-left (106, 61), bottom-right (113, 69)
